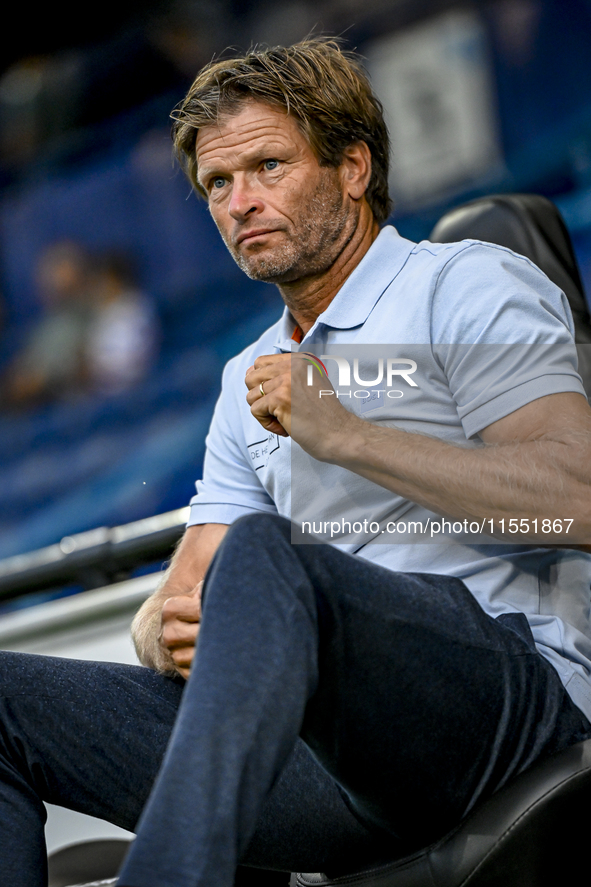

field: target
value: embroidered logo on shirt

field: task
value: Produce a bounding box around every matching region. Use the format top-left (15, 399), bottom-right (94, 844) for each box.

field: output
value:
top-left (358, 388), bottom-right (385, 413)
top-left (247, 433), bottom-right (280, 470)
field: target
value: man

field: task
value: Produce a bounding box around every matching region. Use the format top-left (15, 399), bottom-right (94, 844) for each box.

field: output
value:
top-left (1, 39), bottom-right (590, 887)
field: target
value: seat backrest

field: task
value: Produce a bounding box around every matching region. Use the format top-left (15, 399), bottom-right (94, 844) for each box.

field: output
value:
top-left (429, 193), bottom-right (591, 398)
top-left (294, 736), bottom-right (591, 887)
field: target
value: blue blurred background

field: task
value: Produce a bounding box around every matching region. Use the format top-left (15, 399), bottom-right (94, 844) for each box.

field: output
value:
top-left (0, 0), bottom-right (590, 562)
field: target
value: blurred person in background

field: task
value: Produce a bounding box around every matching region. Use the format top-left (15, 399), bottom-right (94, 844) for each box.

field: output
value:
top-left (1, 239), bottom-right (92, 407)
top-left (85, 251), bottom-right (158, 396)
top-left (1, 243), bottom-right (158, 408)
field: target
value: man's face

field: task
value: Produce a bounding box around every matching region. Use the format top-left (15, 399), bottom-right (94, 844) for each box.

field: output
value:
top-left (195, 102), bottom-right (358, 284)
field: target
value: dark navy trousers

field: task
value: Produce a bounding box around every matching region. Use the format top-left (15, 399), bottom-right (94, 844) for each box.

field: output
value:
top-left (0, 514), bottom-right (589, 887)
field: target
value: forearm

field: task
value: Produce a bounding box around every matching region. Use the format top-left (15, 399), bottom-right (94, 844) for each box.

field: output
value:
top-left (327, 413), bottom-right (591, 542)
top-left (246, 360), bottom-right (591, 542)
top-left (131, 522), bottom-right (228, 672)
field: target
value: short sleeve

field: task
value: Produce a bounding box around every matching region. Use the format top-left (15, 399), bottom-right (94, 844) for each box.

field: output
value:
top-left (430, 241), bottom-right (586, 437)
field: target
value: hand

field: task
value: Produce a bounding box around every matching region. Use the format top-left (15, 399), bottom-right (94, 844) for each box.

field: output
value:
top-left (245, 353), bottom-right (357, 461)
top-left (244, 353), bottom-right (293, 437)
top-left (159, 581), bottom-right (203, 679)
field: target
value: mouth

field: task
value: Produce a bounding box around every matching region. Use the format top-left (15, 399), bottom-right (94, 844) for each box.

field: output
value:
top-left (236, 228), bottom-right (280, 246)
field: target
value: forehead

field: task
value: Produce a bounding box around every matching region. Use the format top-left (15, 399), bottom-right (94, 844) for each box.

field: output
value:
top-left (195, 101), bottom-right (314, 172)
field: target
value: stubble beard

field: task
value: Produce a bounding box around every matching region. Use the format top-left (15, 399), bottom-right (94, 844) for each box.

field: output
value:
top-left (222, 169), bottom-right (356, 285)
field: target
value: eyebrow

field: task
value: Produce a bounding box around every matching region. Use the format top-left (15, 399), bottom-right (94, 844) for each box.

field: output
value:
top-left (197, 141), bottom-right (292, 187)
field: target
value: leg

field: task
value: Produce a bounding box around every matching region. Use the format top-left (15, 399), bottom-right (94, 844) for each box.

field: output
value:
top-left (240, 738), bottom-right (399, 875)
top-left (0, 612), bottom-right (389, 887)
top-left (119, 514), bottom-right (591, 887)
top-left (0, 602), bottom-right (388, 887)
top-left (0, 653), bottom-right (184, 887)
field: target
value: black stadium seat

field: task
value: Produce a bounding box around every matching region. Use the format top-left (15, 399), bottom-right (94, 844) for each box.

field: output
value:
top-left (429, 193), bottom-right (591, 399)
top-left (293, 737), bottom-right (591, 887)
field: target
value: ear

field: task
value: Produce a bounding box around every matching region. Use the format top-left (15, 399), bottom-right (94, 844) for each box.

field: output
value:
top-left (339, 141), bottom-right (372, 201)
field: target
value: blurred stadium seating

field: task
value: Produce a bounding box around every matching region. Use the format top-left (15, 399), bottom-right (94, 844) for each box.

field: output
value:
top-left (0, 278), bottom-right (280, 561)
top-left (0, 0), bottom-right (591, 576)
top-left (0, 102), bottom-right (280, 562)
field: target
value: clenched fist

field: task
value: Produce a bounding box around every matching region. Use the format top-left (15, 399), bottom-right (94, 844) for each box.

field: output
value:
top-left (159, 581), bottom-right (203, 679)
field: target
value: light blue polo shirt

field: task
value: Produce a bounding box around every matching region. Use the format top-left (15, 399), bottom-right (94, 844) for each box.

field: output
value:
top-left (188, 225), bottom-right (591, 719)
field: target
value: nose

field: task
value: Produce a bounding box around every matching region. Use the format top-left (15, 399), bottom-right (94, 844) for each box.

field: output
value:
top-left (228, 174), bottom-right (264, 221)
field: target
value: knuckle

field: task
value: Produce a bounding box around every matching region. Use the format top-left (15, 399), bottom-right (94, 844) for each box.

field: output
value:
top-left (172, 647), bottom-right (194, 667)
top-left (159, 627), bottom-right (175, 649)
top-left (161, 596), bottom-right (180, 619)
top-left (161, 621), bottom-right (199, 651)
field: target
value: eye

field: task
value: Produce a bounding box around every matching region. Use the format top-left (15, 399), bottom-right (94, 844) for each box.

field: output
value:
top-left (263, 159), bottom-right (279, 171)
top-left (211, 176), bottom-right (226, 190)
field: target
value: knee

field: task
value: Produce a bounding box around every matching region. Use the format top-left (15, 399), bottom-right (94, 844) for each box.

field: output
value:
top-left (225, 512), bottom-right (292, 546)
top-left (0, 651), bottom-right (39, 692)
top-left (202, 513), bottom-right (298, 604)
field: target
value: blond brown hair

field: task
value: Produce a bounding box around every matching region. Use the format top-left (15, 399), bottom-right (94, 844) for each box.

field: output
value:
top-left (171, 38), bottom-right (392, 223)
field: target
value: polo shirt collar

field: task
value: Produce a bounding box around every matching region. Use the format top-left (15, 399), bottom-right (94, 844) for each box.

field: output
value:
top-left (274, 226), bottom-right (415, 350)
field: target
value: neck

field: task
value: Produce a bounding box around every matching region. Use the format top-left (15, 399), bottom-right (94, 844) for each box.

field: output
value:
top-left (277, 206), bottom-right (380, 334)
